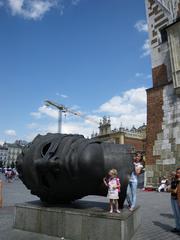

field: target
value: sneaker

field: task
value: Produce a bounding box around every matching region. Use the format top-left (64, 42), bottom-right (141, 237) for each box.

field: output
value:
top-left (116, 209), bottom-right (121, 213)
top-left (109, 209), bottom-right (113, 213)
top-left (129, 207), bottom-right (134, 211)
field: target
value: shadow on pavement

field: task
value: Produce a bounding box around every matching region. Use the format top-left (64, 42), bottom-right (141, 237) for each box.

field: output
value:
top-left (153, 221), bottom-right (172, 231)
top-left (160, 213), bottom-right (174, 219)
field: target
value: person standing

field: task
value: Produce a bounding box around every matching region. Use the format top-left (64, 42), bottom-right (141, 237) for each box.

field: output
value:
top-left (126, 152), bottom-right (143, 211)
top-left (103, 169), bottom-right (121, 213)
top-left (168, 168), bottom-right (180, 234)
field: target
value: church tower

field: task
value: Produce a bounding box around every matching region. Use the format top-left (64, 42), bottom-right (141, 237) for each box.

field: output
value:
top-left (145, 0), bottom-right (180, 186)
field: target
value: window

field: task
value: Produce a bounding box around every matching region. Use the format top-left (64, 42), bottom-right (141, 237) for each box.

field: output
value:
top-left (160, 28), bottom-right (167, 43)
top-left (166, 21), bottom-right (180, 92)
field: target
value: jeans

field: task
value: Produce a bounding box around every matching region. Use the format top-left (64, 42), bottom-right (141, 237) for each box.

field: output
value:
top-left (171, 197), bottom-right (180, 230)
top-left (126, 181), bottom-right (137, 208)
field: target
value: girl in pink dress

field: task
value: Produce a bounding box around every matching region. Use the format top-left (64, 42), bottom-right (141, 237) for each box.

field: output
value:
top-left (103, 169), bottom-right (121, 213)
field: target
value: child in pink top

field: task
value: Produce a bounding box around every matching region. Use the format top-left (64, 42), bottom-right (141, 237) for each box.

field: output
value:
top-left (103, 168), bottom-right (121, 213)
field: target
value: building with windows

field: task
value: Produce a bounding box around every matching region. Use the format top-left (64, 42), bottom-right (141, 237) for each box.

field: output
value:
top-left (145, 0), bottom-right (180, 186)
top-left (0, 145), bottom-right (8, 167)
top-left (2, 140), bottom-right (28, 167)
top-left (92, 116), bottom-right (146, 153)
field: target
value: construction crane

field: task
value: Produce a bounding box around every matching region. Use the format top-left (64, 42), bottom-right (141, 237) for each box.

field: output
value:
top-left (45, 100), bottom-right (98, 134)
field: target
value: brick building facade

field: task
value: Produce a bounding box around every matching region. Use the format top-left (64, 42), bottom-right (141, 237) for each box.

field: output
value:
top-left (145, 0), bottom-right (180, 186)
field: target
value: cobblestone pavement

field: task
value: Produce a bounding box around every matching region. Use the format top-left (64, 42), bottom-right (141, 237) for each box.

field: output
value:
top-left (0, 173), bottom-right (180, 240)
top-left (131, 190), bottom-right (180, 240)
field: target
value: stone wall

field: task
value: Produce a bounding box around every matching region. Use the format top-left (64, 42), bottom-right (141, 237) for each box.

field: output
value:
top-left (146, 84), bottom-right (180, 186)
top-left (145, 0), bottom-right (180, 187)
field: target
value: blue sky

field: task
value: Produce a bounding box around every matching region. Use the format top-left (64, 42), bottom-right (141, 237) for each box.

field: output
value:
top-left (0, 0), bottom-right (152, 143)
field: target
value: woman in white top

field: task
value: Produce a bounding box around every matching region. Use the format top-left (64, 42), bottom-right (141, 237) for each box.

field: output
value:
top-left (126, 153), bottom-right (143, 211)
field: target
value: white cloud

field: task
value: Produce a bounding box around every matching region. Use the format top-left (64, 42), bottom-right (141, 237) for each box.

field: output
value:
top-left (30, 111), bottom-right (42, 119)
top-left (55, 92), bottom-right (68, 97)
top-left (72, 0), bottom-right (80, 5)
top-left (99, 88), bottom-right (146, 113)
top-left (41, 121), bottom-right (95, 137)
top-left (146, 74), bottom-right (152, 79)
top-left (0, 140), bottom-right (4, 146)
top-left (27, 87), bottom-right (147, 140)
top-left (25, 119), bottom-right (96, 141)
top-left (99, 97), bottom-right (134, 115)
top-left (141, 39), bottom-right (150, 57)
top-left (61, 94), bottom-right (68, 98)
top-left (31, 105), bottom-right (58, 119)
top-left (27, 122), bottom-right (38, 129)
top-left (4, 129), bottom-right (17, 136)
top-left (135, 20), bottom-right (150, 58)
top-left (97, 87), bottom-right (147, 128)
top-left (135, 20), bottom-right (148, 32)
top-left (39, 105), bottom-right (59, 118)
top-left (26, 131), bottom-right (40, 142)
top-left (62, 121), bottom-right (93, 137)
top-left (0, 1), bottom-right (4, 7)
top-left (135, 72), bottom-right (152, 81)
top-left (110, 114), bottom-right (146, 131)
top-left (83, 114), bottom-right (100, 126)
top-left (135, 72), bottom-right (143, 77)
top-left (27, 104), bottom-right (100, 139)
top-left (25, 122), bottom-right (56, 141)
top-left (5, 0), bottom-right (82, 20)
top-left (7, 0), bottom-right (58, 20)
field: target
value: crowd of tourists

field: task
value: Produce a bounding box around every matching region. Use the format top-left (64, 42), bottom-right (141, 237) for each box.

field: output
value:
top-left (0, 167), bottom-right (18, 182)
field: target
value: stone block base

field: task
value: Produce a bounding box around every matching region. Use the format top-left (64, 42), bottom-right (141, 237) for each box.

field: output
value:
top-left (14, 200), bottom-right (141, 240)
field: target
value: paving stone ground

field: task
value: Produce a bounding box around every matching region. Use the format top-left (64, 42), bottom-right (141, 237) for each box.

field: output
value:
top-left (0, 173), bottom-right (180, 240)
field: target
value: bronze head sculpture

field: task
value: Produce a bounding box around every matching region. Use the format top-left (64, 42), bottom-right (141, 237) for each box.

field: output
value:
top-left (17, 133), bottom-right (134, 208)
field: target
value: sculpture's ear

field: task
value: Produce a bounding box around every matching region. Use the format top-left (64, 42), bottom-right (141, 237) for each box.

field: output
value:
top-left (79, 143), bottom-right (104, 177)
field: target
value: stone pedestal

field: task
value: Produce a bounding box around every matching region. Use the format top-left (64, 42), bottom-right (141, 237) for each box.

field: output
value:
top-left (14, 200), bottom-right (141, 240)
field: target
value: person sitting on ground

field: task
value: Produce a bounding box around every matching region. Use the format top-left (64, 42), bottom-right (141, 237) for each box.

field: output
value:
top-left (158, 176), bottom-right (168, 192)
